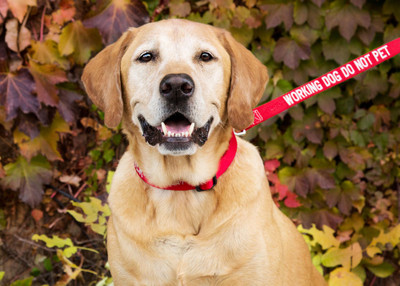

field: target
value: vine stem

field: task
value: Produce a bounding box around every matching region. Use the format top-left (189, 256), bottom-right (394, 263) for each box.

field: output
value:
top-left (40, 6), bottom-right (46, 42)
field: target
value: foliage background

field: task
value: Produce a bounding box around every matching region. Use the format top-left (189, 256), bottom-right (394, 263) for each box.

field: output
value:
top-left (0, 0), bottom-right (399, 285)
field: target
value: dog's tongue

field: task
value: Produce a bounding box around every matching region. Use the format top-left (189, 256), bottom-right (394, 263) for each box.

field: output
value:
top-left (164, 121), bottom-right (191, 133)
top-left (162, 113), bottom-right (195, 136)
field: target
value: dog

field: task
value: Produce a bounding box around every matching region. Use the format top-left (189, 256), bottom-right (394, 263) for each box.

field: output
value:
top-left (82, 19), bottom-right (326, 286)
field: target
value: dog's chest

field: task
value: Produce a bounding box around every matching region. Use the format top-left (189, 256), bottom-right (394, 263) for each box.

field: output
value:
top-left (148, 188), bottom-right (214, 235)
top-left (154, 235), bottom-right (192, 258)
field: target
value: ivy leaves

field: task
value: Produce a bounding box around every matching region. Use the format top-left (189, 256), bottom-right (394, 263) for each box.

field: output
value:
top-left (2, 155), bottom-right (52, 207)
top-left (0, 69), bottom-right (38, 121)
top-left (84, 0), bottom-right (149, 45)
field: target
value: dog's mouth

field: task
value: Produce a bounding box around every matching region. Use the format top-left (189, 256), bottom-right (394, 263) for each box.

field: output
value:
top-left (138, 113), bottom-right (213, 148)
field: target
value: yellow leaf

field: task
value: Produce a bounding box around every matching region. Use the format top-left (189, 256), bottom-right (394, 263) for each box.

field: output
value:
top-left (366, 245), bottom-right (381, 257)
top-left (298, 224), bottom-right (340, 250)
top-left (32, 234), bottom-right (74, 248)
top-left (30, 40), bottom-right (70, 69)
top-left (321, 242), bottom-right (362, 270)
top-left (328, 267), bottom-right (363, 286)
top-left (370, 224), bottom-right (400, 249)
top-left (7, 0), bottom-right (37, 23)
top-left (58, 20), bottom-right (102, 65)
top-left (14, 113), bottom-right (70, 161)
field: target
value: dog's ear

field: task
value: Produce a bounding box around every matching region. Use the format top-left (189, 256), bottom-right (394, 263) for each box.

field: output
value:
top-left (82, 29), bottom-right (136, 128)
top-left (219, 31), bottom-right (269, 131)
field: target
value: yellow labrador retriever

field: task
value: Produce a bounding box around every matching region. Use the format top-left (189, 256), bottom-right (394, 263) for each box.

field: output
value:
top-left (82, 19), bottom-right (325, 286)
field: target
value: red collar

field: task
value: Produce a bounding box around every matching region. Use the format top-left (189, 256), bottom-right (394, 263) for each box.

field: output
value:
top-left (134, 132), bottom-right (237, 191)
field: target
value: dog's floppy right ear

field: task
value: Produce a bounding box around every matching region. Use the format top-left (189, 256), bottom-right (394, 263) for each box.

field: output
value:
top-left (82, 29), bottom-right (136, 128)
top-left (219, 30), bottom-right (268, 131)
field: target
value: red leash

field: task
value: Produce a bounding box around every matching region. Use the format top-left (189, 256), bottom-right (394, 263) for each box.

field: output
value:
top-left (135, 38), bottom-right (400, 191)
top-left (238, 37), bottom-right (400, 134)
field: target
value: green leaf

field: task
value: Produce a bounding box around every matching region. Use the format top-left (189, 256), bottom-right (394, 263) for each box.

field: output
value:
top-left (357, 113), bottom-right (375, 130)
top-left (230, 26), bottom-right (254, 46)
top-left (325, 1), bottom-right (371, 41)
top-left (106, 171), bottom-right (114, 193)
top-left (10, 277), bottom-right (33, 286)
top-left (367, 262), bottom-right (395, 278)
top-left (103, 149), bottom-right (115, 163)
top-left (388, 72), bottom-right (400, 98)
top-left (290, 25), bottom-right (319, 46)
top-left (43, 257), bottom-right (53, 272)
top-left (322, 37), bottom-right (350, 64)
top-left (2, 155), bottom-right (52, 207)
top-left (58, 20), bottom-right (102, 65)
top-left (383, 0), bottom-right (400, 22)
top-left (0, 271), bottom-right (4, 281)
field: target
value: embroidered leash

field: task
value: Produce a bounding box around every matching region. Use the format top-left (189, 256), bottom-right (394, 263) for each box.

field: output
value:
top-left (135, 38), bottom-right (400, 191)
top-left (237, 37), bottom-right (400, 134)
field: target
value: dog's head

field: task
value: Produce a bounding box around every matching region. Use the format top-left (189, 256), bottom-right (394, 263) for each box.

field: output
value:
top-left (82, 19), bottom-right (268, 156)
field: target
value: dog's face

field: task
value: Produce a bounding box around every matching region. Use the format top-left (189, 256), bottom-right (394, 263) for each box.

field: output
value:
top-left (82, 19), bottom-right (268, 156)
top-left (121, 21), bottom-right (231, 155)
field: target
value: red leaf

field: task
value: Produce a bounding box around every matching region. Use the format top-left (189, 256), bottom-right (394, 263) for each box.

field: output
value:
top-left (284, 191), bottom-right (301, 208)
top-left (28, 61), bottom-right (68, 107)
top-left (273, 37), bottom-right (310, 69)
top-left (57, 88), bottom-right (83, 123)
top-left (51, 0), bottom-right (76, 25)
top-left (262, 3), bottom-right (293, 30)
top-left (299, 210), bottom-right (343, 230)
top-left (294, 175), bottom-right (310, 197)
top-left (311, 0), bottom-right (326, 7)
top-left (31, 209), bottom-right (43, 222)
top-left (264, 159), bottom-right (280, 173)
top-left (84, 0), bottom-right (150, 45)
top-left (267, 172), bottom-right (280, 185)
top-left (323, 141), bottom-right (338, 161)
top-left (276, 183), bottom-right (289, 200)
top-left (0, 69), bottom-right (38, 121)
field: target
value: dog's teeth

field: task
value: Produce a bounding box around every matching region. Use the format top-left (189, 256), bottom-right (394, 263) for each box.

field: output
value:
top-left (185, 132), bottom-right (189, 137)
top-left (189, 123), bottom-right (195, 136)
top-left (167, 131), bottom-right (172, 137)
top-left (161, 122), bottom-right (167, 135)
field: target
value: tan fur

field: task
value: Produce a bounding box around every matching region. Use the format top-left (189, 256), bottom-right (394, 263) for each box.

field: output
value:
top-left (82, 19), bottom-right (326, 285)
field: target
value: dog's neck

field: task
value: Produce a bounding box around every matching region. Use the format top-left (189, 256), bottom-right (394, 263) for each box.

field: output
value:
top-left (126, 126), bottom-right (233, 188)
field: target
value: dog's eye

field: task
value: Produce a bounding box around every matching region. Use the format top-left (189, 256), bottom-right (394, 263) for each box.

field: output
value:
top-left (138, 52), bottom-right (154, 63)
top-left (199, 52), bottom-right (213, 62)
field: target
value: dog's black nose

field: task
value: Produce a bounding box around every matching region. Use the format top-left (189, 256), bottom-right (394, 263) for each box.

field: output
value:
top-left (160, 74), bottom-right (195, 101)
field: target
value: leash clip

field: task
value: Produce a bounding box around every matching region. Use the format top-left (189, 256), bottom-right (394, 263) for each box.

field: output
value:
top-left (234, 129), bottom-right (246, 136)
top-left (196, 176), bottom-right (217, 192)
